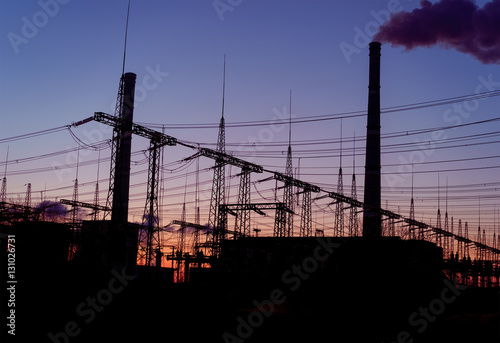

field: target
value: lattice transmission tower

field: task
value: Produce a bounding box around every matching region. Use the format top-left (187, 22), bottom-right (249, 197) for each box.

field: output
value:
top-left (208, 55), bottom-right (227, 255)
top-left (334, 121), bottom-right (344, 236)
top-left (235, 168), bottom-right (251, 238)
top-left (299, 188), bottom-right (312, 237)
top-left (1, 147), bottom-right (9, 203)
top-left (348, 133), bottom-right (359, 237)
top-left (275, 90), bottom-right (294, 237)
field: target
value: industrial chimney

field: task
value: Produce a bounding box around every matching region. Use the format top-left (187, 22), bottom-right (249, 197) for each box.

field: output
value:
top-left (362, 42), bottom-right (382, 237)
top-left (111, 72), bottom-right (137, 223)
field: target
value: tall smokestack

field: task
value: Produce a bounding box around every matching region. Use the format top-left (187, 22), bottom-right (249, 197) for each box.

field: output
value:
top-left (112, 72), bottom-right (136, 223)
top-left (363, 42), bottom-right (382, 237)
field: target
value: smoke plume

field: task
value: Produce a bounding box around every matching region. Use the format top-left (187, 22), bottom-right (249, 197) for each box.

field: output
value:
top-left (36, 201), bottom-right (68, 221)
top-left (374, 0), bottom-right (500, 64)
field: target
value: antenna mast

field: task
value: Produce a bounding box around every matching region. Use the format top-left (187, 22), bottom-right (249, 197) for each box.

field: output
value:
top-left (222, 53), bottom-right (226, 119)
top-left (3, 146), bottom-right (8, 179)
top-left (122, 0), bottom-right (131, 77)
top-left (288, 89), bottom-right (292, 148)
top-left (340, 118), bottom-right (342, 169)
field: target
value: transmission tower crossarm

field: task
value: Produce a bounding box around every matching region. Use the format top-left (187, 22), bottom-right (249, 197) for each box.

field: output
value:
top-left (379, 208), bottom-right (401, 219)
top-left (133, 125), bottom-right (176, 146)
top-left (221, 202), bottom-right (293, 214)
top-left (164, 220), bottom-right (206, 232)
top-left (327, 191), bottom-right (363, 208)
top-left (197, 147), bottom-right (263, 173)
top-left (93, 112), bottom-right (177, 146)
top-left (71, 117), bottom-right (94, 127)
top-left (60, 199), bottom-right (110, 212)
top-left (273, 172), bottom-right (320, 192)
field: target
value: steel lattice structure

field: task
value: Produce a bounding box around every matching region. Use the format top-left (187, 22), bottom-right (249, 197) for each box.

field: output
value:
top-left (60, 199), bottom-right (109, 212)
top-left (103, 76), bottom-right (124, 220)
top-left (221, 202), bottom-right (292, 238)
top-left (271, 172), bottom-right (319, 238)
top-left (138, 140), bottom-right (161, 267)
top-left (207, 116), bottom-right (226, 256)
top-left (299, 188), bottom-right (312, 237)
top-left (282, 146), bottom-right (294, 237)
top-left (235, 169), bottom-right (251, 238)
top-left (93, 182), bottom-right (100, 221)
top-left (334, 166), bottom-right (344, 237)
top-left (90, 111), bottom-right (177, 266)
top-left (70, 106), bottom-right (500, 272)
top-left (348, 172), bottom-right (359, 237)
top-left (192, 146), bottom-right (263, 253)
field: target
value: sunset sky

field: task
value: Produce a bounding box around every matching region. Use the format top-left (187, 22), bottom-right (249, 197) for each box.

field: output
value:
top-left (1, 0), bottom-right (499, 247)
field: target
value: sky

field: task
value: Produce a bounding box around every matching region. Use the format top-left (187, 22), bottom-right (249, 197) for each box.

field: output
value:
top-left (0, 0), bottom-right (499, 248)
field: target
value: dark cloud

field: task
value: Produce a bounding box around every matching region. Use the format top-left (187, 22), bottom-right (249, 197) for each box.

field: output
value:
top-left (374, 0), bottom-right (500, 64)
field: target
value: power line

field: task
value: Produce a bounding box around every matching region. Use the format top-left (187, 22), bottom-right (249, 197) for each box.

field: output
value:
top-left (262, 154), bottom-right (500, 170)
top-left (137, 90), bottom-right (500, 129)
top-left (1, 115), bottom-right (497, 169)
top-left (0, 125), bottom-right (69, 144)
top-left (295, 165), bottom-right (500, 176)
top-left (233, 138), bottom-right (500, 159)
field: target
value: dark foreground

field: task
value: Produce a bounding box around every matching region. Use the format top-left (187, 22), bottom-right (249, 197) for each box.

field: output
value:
top-left (1, 226), bottom-right (499, 343)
